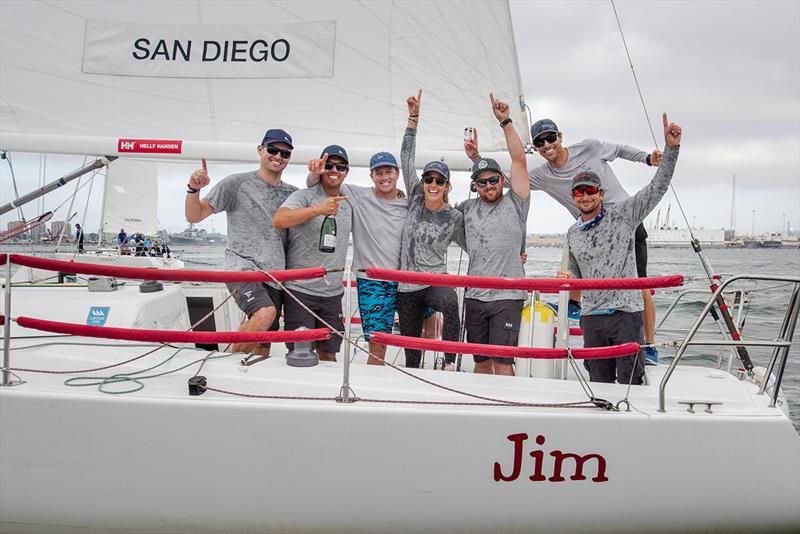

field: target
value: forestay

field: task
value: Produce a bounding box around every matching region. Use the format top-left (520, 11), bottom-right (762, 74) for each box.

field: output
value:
top-left (0, 1), bottom-right (528, 168)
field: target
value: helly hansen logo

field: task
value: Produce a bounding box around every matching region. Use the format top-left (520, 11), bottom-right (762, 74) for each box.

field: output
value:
top-left (504, 322), bottom-right (513, 329)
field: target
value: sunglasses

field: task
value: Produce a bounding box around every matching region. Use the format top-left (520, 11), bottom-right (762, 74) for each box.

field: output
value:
top-left (324, 162), bottom-right (349, 172)
top-left (422, 175), bottom-right (448, 186)
top-left (533, 131), bottom-right (559, 148)
top-left (474, 175), bottom-right (501, 188)
top-left (572, 185), bottom-right (600, 197)
top-left (265, 145), bottom-right (292, 159)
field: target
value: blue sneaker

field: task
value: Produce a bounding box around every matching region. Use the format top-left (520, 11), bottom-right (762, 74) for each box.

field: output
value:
top-left (644, 346), bottom-right (658, 366)
top-left (544, 300), bottom-right (582, 321)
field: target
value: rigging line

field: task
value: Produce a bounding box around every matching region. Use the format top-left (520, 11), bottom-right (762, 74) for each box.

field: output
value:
top-left (2, 151), bottom-right (27, 223)
top-left (610, 0), bottom-right (696, 237)
top-left (262, 270), bottom-right (598, 407)
top-left (55, 155), bottom-right (88, 253)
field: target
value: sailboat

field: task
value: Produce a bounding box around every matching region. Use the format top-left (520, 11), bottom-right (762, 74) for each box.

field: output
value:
top-left (1, 1), bottom-right (798, 533)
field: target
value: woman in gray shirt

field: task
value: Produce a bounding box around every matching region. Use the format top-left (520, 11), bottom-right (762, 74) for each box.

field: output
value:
top-left (396, 90), bottom-right (466, 369)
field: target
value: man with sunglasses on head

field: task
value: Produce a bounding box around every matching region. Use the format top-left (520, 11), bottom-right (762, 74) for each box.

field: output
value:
top-left (466, 118), bottom-right (664, 366)
top-left (185, 129), bottom-right (297, 358)
top-left (273, 145), bottom-right (353, 362)
top-left (305, 150), bottom-right (407, 366)
top-left (457, 94), bottom-right (530, 376)
top-left (557, 113), bottom-right (681, 385)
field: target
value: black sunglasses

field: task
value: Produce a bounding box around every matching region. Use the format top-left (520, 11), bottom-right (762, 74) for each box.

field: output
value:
top-left (474, 175), bottom-right (501, 188)
top-left (324, 162), bottom-right (349, 172)
top-left (422, 175), bottom-right (448, 186)
top-left (265, 145), bottom-right (292, 158)
top-left (533, 131), bottom-right (559, 148)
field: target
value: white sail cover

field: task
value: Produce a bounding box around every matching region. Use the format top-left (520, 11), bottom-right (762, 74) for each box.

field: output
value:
top-left (0, 1), bottom-right (528, 167)
top-left (100, 159), bottom-right (158, 238)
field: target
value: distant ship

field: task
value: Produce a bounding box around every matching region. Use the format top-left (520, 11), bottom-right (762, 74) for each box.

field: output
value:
top-left (167, 224), bottom-right (226, 246)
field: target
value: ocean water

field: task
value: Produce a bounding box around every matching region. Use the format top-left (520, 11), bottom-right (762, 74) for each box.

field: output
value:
top-left (175, 244), bottom-right (800, 431)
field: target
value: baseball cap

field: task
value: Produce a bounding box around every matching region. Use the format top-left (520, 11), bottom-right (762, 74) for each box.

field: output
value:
top-left (530, 119), bottom-right (559, 140)
top-left (421, 161), bottom-right (450, 181)
top-left (261, 129), bottom-right (293, 149)
top-left (369, 151), bottom-right (398, 170)
top-left (470, 157), bottom-right (504, 180)
top-left (571, 171), bottom-right (603, 190)
top-left (321, 144), bottom-right (349, 164)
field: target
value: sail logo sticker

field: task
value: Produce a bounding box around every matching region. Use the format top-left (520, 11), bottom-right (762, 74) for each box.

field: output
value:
top-left (86, 306), bottom-right (111, 327)
top-left (83, 21), bottom-right (336, 79)
top-left (118, 139), bottom-right (183, 154)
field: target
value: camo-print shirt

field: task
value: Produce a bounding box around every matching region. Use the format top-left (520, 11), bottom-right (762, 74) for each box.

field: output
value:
top-left (399, 127), bottom-right (466, 293)
top-left (567, 146), bottom-right (679, 314)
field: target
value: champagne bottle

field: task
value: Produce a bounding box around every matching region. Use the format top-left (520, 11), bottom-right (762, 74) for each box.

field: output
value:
top-left (319, 215), bottom-right (337, 253)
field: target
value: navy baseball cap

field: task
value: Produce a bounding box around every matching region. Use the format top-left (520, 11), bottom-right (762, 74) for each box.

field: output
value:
top-left (470, 157), bottom-right (504, 180)
top-left (321, 144), bottom-right (349, 164)
top-left (421, 161), bottom-right (450, 181)
top-left (530, 119), bottom-right (559, 140)
top-left (369, 151), bottom-right (398, 170)
top-left (261, 129), bottom-right (293, 149)
top-left (571, 171), bottom-right (603, 190)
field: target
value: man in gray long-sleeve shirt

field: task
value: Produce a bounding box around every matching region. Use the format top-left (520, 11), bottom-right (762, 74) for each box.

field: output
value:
top-left (557, 113), bottom-right (681, 385)
top-left (466, 118), bottom-right (664, 365)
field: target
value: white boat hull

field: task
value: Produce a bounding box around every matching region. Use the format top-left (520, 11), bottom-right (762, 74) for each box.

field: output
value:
top-left (2, 346), bottom-right (798, 533)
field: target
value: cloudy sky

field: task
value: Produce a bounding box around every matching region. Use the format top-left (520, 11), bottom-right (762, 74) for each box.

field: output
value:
top-left (1, 0), bottom-right (798, 236)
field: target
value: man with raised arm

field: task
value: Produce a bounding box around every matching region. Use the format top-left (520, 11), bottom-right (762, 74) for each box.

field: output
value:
top-left (466, 118), bottom-right (664, 365)
top-left (306, 151), bottom-right (407, 365)
top-left (457, 94), bottom-right (530, 376)
top-left (185, 129), bottom-right (297, 357)
top-left (273, 145), bottom-right (353, 362)
top-left (557, 113), bottom-right (681, 385)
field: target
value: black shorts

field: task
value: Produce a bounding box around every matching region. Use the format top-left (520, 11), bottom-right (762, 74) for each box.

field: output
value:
top-left (283, 290), bottom-right (344, 354)
top-left (635, 223), bottom-right (648, 278)
top-left (580, 311), bottom-right (645, 385)
top-left (465, 299), bottom-right (523, 365)
top-left (226, 282), bottom-right (283, 321)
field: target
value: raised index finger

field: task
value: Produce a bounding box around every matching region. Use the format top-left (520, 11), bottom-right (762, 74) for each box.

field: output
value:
top-left (489, 92), bottom-right (496, 106)
top-left (663, 112), bottom-right (669, 129)
top-left (201, 158), bottom-right (207, 173)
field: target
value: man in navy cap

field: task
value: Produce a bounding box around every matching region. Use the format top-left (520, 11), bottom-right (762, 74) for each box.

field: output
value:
top-left (273, 145), bottom-right (353, 362)
top-left (458, 94), bottom-right (530, 376)
top-left (185, 129), bottom-right (297, 359)
top-left (466, 117), bottom-right (663, 365)
top-left (305, 150), bottom-right (408, 365)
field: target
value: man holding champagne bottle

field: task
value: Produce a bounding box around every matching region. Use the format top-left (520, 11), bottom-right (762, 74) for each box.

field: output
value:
top-left (272, 145), bottom-right (352, 361)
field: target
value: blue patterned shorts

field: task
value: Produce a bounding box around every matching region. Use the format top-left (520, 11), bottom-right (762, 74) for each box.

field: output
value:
top-left (356, 279), bottom-right (398, 340)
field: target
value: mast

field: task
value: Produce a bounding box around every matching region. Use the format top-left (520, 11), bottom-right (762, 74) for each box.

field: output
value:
top-left (730, 174), bottom-right (736, 237)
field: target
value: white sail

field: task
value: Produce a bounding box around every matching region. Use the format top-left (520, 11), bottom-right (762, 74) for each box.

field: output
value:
top-left (0, 1), bottom-right (528, 167)
top-left (99, 159), bottom-right (158, 239)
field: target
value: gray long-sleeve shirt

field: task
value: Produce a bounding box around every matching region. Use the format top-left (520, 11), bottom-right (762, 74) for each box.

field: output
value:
top-left (567, 145), bottom-right (679, 314)
top-left (399, 127), bottom-right (465, 293)
top-left (530, 139), bottom-right (650, 218)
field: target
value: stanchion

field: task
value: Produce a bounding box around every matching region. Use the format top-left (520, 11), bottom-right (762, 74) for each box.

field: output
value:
top-left (557, 241), bottom-right (571, 379)
top-left (2, 260), bottom-right (23, 387)
top-left (340, 266), bottom-right (354, 403)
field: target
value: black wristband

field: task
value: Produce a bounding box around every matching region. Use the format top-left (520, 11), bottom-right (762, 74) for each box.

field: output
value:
top-left (568, 298), bottom-right (582, 310)
top-left (187, 184), bottom-right (200, 194)
top-left (499, 118), bottom-right (513, 128)
top-left (646, 154), bottom-right (652, 166)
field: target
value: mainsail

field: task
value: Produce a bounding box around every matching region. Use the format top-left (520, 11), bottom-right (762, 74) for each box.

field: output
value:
top-left (0, 1), bottom-right (528, 169)
top-left (99, 159), bottom-right (158, 239)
